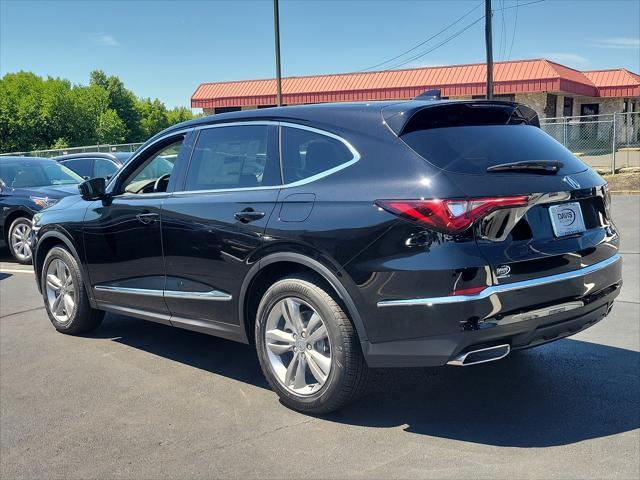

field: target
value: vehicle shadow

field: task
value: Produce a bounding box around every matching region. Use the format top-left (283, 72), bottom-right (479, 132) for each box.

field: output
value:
top-left (89, 312), bottom-right (270, 389)
top-left (331, 340), bottom-right (640, 447)
top-left (90, 313), bottom-right (639, 448)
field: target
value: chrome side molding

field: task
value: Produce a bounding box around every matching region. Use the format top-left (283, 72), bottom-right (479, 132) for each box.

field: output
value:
top-left (94, 285), bottom-right (232, 301)
top-left (163, 289), bottom-right (232, 301)
top-left (447, 344), bottom-right (511, 366)
top-left (377, 253), bottom-right (621, 307)
top-left (94, 285), bottom-right (164, 297)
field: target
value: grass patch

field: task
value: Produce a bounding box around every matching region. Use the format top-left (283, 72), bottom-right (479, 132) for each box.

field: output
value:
top-left (602, 172), bottom-right (640, 193)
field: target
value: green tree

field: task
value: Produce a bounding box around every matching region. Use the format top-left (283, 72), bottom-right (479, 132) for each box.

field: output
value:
top-left (137, 98), bottom-right (169, 138)
top-left (96, 109), bottom-right (126, 144)
top-left (90, 70), bottom-right (142, 142)
top-left (1, 70), bottom-right (195, 153)
top-left (166, 106), bottom-right (196, 126)
top-left (0, 71), bottom-right (47, 152)
top-left (51, 138), bottom-right (69, 149)
top-left (67, 84), bottom-right (109, 146)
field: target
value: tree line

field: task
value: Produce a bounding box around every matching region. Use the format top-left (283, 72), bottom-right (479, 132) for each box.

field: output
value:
top-left (0, 70), bottom-right (198, 153)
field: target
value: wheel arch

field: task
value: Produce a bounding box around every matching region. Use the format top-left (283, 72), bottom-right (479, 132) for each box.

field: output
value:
top-left (34, 231), bottom-right (94, 304)
top-left (239, 252), bottom-right (368, 345)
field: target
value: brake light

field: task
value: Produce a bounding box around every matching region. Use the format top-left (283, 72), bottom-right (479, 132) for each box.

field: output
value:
top-left (375, 196), bottom-right (529, 234)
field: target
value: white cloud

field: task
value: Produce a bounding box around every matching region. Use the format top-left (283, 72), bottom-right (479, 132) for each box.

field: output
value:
top-left (589, 37), bottom-right (640, 50)
top-left (539, 52), bottom-right (589, 66)
top-left (92, 33), bottom-right (119, 47)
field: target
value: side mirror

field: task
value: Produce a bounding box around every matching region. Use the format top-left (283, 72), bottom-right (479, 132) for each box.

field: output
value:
top-left (79, 177), bottom-right (106, 201)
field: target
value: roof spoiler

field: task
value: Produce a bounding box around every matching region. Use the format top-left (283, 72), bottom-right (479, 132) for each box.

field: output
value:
top-left (382, 100), bottom-right (540, 136)
top-left (414, 89), bottom-right (441, 100)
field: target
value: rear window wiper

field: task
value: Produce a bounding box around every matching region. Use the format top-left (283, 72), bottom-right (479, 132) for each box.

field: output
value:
top-left (486, 160), bottom-right (563, 174)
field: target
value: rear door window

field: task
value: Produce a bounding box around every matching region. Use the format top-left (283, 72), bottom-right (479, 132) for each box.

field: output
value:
top-left (185, 125), bottom-right (279, 191)
top-left (60, 158), bottom-right (93, 178)
top-left (94, 158), bottom-right (119, 178)
top-left (280, 127), bottom-right (355, 184)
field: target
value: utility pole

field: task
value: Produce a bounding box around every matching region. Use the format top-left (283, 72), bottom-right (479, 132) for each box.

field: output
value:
top-left (273, 0), bottom-right (283, 107)
top-left (485, 0), bottom-right (494, 100)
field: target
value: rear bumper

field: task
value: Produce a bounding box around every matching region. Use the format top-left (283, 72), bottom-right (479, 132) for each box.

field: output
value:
top-left (362, 254), bottom-right (622, 367)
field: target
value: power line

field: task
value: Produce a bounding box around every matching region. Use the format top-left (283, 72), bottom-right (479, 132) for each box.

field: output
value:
top-left (358, 1), bottom-right (484, 72)
top-left (358, 0), bottom-right (545, 74)
top-left (500, 0), bottom-right (507, 60)
top-left (385, 16), bottom-right (485, 71)
top-left (507, 0), bottom-right (520, 60)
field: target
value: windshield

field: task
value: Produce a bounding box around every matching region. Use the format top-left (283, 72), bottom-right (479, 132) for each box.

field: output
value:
top-left (401, 125), bottom-right (588, 175)
top-left (0, 160), bottom-right (83, 188)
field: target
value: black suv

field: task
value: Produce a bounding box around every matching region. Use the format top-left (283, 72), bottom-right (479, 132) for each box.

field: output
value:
top-left (53, 152), bottom-right (131, 180)
top-left (31, 101), bottom-right (622, 413)
top-left (0, 156), bottom-right (82, 263)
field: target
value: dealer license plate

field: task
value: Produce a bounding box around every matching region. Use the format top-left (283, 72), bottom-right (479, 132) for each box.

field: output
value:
top-left (548, 202), bottom-right (586, 237)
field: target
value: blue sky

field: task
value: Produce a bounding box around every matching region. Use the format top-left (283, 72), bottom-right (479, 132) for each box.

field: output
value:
top-left (1, 0), bottom-right (639, 108)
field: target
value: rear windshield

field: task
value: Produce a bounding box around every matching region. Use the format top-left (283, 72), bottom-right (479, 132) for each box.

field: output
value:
top-left (401, 124), bottom-right (587, 174)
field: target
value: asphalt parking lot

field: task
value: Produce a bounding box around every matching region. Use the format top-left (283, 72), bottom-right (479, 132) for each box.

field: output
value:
top-left (1, 197), bottom-right (638, 480)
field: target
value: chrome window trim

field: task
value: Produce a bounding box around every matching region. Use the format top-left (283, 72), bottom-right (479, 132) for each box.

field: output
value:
top-left (377, 253), bottom-right (621, 307)
top-left (94, 285), bottom-right (232, 301)
top-left (171, 120), bottom-right (361, 196)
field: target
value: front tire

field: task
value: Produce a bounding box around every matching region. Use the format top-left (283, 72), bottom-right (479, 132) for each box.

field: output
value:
top-left (41, 246), bottom-right (104, 334)
top-left (8, 217), bottom-right (33, 264)
top-left (255, 276), bottom-right (368, 414)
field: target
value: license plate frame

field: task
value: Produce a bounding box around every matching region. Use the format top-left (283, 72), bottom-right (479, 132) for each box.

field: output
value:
top-left (548, 202), bottom-right (586, 237)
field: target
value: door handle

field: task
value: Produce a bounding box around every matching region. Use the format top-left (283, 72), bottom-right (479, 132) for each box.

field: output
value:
top-left (136, 212), bottom-right (159, 225)
top-left (234, 208), bottom-right (265, 223)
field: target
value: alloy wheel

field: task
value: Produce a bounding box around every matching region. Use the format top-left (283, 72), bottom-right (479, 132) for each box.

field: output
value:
top-left (264, 297), bottom-right (332, 396)
top-left (45, 258), bottom-right (75, 323)
top-left (10, 222), bottom-right (32, 262)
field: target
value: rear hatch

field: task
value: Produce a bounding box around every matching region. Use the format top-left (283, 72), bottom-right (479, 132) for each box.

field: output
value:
top-left (393, 101), bottom-right (618, 286)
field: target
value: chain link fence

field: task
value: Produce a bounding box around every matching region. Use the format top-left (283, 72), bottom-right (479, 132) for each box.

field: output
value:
top-left (0, 142), bottom-right (143, 159)
top-left (541, 112), bottom-right (640, 173)
top-left (2, 113), bottom-right (639, 172)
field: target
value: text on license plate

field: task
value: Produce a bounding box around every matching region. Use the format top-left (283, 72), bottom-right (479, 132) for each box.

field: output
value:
top-left (548, 202), bottom-right (586, 237)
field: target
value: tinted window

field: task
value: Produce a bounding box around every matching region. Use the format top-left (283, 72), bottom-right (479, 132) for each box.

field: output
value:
top-left (185, 125), bottom-right (279, 190)
top-left (61, 158), bottom-right (92, 178)
top-left (0, 160), bottom-right (82, 188)
top-left (122, 140), bottom-right (182, 194)
top-left (94, 158), bottom-right (119, 178)
top-left (401, 125), bottom-right (588, 174)
top-left (280, 127), bottom-right (353, 184)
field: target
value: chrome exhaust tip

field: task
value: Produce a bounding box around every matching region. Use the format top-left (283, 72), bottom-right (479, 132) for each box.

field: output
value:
top-left (447, 344), bottom-right (511, 366)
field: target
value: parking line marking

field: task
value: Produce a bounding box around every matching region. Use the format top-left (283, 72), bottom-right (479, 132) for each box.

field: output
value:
top-left (0, 269), bottom-right (34, 274)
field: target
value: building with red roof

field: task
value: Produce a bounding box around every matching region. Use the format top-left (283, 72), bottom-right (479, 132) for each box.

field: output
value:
top-left (191, 58), bottom-right (639, 119)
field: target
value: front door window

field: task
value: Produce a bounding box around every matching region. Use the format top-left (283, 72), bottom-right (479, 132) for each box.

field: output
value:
top-left (121, 141), bottom-right (182, 195)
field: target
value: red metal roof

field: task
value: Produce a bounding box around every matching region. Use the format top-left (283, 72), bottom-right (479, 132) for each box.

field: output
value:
top-left (583, 69), bottom-right (640, 97)
top-left (191, 59), bottom-right (638, 109)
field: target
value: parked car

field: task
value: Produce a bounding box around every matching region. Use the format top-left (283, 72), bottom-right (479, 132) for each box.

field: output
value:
top-left (52, 152), bottom-right (131, 180)
top-left (31, 100), bottom-right (622, 413)
top-left (0, 157), bottom-right (82, 263)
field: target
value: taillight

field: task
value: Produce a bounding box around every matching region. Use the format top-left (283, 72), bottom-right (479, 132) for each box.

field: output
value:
top-left (448, 285), bottom-right (487, 296)
top-left (375, 196), bottom-right (529, 234)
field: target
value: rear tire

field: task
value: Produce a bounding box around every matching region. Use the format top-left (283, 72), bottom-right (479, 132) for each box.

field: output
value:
top-left (255, 276), bottom-right (368, 414)
top-left (41, 246), bottom-right (104, 334)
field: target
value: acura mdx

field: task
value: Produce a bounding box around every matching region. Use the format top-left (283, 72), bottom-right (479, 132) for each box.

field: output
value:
top-left (31, 100), bottom-right (622, 413)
